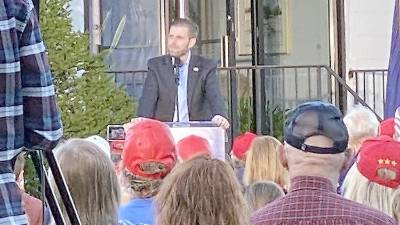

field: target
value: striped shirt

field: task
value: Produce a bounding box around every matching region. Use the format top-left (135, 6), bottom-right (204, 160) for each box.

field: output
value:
top-left (251, 176), bottom-right (397, 225)
top-left (0, 0), bottom-right (63, 224)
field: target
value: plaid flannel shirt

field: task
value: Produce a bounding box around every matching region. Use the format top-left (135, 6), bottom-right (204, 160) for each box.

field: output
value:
top-left (251, 176), bottom-right (397, 225)
top-left (0, 0), bottom-right (63, 224)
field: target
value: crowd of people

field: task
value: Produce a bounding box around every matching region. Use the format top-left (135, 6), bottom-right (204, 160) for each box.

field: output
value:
top-left (16, 101), bottom-right (398, 225)
top-left (2, 0), bottom-right (400, 224)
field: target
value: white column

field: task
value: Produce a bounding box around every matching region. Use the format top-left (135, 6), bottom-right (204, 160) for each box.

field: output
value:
top-left (178, 0), bottom-right (187, 18)
top-left (89, 0), bottom-right (101, 54)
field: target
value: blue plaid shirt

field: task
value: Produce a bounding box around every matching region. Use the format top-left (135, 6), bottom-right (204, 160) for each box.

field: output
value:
top-left (0, 0), bottom-right (63, 224)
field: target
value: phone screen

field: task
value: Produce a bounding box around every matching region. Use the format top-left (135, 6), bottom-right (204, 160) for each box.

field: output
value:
top-left (107, 125), bottom-right (125, 140)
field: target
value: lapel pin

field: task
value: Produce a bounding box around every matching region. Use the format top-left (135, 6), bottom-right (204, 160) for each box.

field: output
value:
top-left (193, 67), bottom-right (199, 72)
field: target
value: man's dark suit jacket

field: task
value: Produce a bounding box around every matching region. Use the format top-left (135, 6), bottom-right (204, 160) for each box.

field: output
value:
top-left (138, 54), bottom-right (227, 122)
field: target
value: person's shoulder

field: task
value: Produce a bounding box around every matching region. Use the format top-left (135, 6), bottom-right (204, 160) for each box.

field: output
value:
top-left (194, 55), bottom-right (217, 67)
top-left (251, 194), bottom-right (397, 225)
top-left (250, 196), bottom-right (287, 224)
top-left (118, 200), bottom-right (134, 219)
top-left (119, 198), bottom-right (152, 214)
top-left (147, 55), bottom-right (168, 66)
top-left (118, 221), bottom-right (151, 225)
top-left (118, 199), bottom-right (154, 225)
top-left (118, 200), bottom-right (134, 212)
top-left (117, 220), bottom-right (143, 225)
top-left (341, 198), bottom-right (397, 224)
top-left (321, 193), bottom-right (396, 224)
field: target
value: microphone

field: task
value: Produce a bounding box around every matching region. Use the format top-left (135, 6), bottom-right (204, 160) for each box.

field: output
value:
top-left (171, 56), bottom-right (181, 85)
top-left (171, 56), bottom-right (182, 122)
top-left (171, 56), bottom-right (181, 67)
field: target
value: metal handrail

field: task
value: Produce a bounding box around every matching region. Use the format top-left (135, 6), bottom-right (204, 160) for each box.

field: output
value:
top-left (106, 65), bottom-right (327, 74)
top-left (347, 69), bottom-right (388, 120)
top-left (325, 66), bottom-right (382, 120)
top-left (349, 69), bottom-right (388, 72)
top-left (349, 69), bottom-right (388, 71)
top-left (348, 69), bottom-right (388, 78)
top-left (106, 65), bottom-right (381, 132)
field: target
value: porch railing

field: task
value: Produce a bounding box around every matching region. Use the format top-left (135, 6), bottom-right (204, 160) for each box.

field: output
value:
top-left (348, 69), bottom-right (388, 118)
top-left (107, 65), bottom-right (375, 140)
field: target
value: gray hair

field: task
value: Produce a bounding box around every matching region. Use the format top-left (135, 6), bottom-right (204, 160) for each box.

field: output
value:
top-left (244, 181), bottom-right (284, 212)
top-left (344, 105), bottom-right (379, 151)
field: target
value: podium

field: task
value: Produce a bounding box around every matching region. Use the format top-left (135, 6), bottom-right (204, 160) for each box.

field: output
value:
top-left (166, 121), bottom-right (226, 161)
top-left (107, 121), bottom-right (226, 161)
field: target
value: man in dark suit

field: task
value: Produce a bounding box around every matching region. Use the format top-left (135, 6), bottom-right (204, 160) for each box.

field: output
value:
top-left (135, 18), bottom-right (229, 129)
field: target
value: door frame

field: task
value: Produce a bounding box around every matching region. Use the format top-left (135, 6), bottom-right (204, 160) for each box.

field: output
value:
top-left (250, 0), bottom-right (344, 133)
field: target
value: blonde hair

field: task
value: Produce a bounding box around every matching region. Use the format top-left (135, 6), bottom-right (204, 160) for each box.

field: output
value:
top-left (156, 156), bottom-right (249, 225)
top-left (391, 188), bottom-right (400, 222)
top-left (244, 181), bottom-right (284, 212)
top-left (50, 139), bottom-right (120, 225)
top-left (343, 164), bottom-right (396, 217)
top-left (243, 136), bottom-right (288, 188)
top-left (344, 105), bottom-right (379, 151)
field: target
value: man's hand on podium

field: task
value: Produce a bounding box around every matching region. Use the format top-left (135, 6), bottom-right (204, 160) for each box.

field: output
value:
top-left (212, 115), bottom-right (230, 130)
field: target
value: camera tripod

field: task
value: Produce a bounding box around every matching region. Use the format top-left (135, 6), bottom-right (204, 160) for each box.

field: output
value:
top-left (30, 150), bottom-right (82, 225)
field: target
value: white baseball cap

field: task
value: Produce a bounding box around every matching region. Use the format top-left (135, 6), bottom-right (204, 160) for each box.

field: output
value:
top-left (85, 135), bottom-right (111, 158)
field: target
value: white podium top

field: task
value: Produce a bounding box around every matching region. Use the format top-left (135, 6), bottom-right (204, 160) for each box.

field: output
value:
top-left (166, 121), bottom-right (226, 161)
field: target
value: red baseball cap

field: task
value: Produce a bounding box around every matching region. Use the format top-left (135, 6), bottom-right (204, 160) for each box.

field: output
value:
top-left (357, 136), bottom-right (400, 188)
top-left (231, 132), bottom-right (257, 160)
top-left (177, 135), bottom-right (211, 161)
top-left (379, 118), bottom-right (395, 137)
top-left (122, 119), bottom-right (176, 179)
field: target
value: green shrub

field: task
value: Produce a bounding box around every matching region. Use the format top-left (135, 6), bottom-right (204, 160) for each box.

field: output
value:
top-left (265, 102), bottom-right (290, 142)
top-left (239, 96), bottom-right (255, 133)
top-left (24, 0), bottom-right (135, 198)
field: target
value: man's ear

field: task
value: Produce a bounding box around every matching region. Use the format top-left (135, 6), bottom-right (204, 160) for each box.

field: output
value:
top-left (340, 148), bottom-right (354, 172)
top-left (279, 145), bottom-right (288, 170)
top-left (188, 37), bottom-right (197, 49)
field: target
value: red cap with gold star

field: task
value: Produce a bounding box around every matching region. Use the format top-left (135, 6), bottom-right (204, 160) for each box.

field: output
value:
top-left (356, 136), bottom-right (400, 188)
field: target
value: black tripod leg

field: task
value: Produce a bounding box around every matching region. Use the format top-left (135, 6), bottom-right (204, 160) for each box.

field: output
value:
top-left (44, 151), bottom-right (82, 225)
top-left (31, 151), bottom-right (66, 225)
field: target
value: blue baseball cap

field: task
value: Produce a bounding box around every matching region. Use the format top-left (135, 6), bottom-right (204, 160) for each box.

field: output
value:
top-left (284, 101), bottom-right (349, 154)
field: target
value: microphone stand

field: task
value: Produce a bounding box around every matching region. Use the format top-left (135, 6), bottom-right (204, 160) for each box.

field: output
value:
top-left (172, 57), bottom-right (181, 122)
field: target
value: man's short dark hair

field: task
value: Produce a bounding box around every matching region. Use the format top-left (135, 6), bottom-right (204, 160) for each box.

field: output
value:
top-left (170, 18), bottom-right (199, 38)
